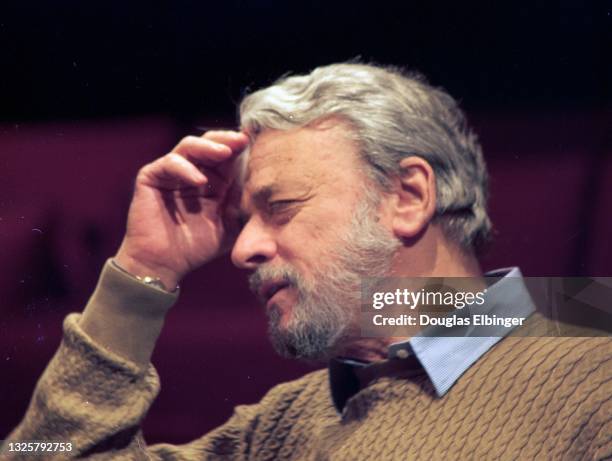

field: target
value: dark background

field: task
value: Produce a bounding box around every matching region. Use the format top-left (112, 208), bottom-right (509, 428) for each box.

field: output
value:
top-left (1, 0), bottom-right (610, 444)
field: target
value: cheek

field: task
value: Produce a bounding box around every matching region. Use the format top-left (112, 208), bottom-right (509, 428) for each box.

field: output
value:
top-left (275, 216), bottom-right (338, 268)
top-left (376, 194), bottom-right (397, 228)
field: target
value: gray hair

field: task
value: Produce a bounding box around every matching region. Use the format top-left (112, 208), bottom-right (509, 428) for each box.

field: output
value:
top-left (239, 62), bottom-right (491, 251)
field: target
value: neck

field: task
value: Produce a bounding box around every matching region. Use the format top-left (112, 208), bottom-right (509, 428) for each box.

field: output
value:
top-left (338, 225), bottom-right (483, 363)
top-left (390, 225), bottom-right (483, 279)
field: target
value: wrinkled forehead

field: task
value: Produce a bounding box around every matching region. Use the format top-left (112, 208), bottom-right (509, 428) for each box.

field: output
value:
top-left (237, 121), bottom-right (362, 199)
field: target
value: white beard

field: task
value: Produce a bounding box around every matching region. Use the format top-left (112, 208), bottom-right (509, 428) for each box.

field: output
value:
top-left (249, 199), bottom-right (400, 360)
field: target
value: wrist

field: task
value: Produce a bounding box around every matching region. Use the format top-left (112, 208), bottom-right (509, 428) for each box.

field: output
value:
top-left (114, 251), bottom-right (181, 292)
top-left (80, 259), bottom-right (178, 364)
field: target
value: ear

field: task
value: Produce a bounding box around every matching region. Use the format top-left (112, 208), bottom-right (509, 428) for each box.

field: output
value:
top-left (391, 156), bottom-right (437, 239)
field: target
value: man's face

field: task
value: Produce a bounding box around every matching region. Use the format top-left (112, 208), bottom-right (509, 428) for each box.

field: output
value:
top-left (231, 120), bottom-right (399, 359)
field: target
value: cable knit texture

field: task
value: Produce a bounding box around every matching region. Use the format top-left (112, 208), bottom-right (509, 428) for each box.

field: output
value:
top-left (3, 313), bottom-right (611, 460)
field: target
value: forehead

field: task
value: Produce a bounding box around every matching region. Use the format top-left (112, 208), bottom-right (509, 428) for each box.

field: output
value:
top-left (241, 120), bottom-right (363, 197)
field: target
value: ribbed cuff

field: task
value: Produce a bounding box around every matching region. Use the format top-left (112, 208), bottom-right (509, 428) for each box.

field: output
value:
top-left (79, 259), bottom-right (179, 364)
top-left (64, 312), bottom-right (157, 378)
top-left (93, 258), bottom-right (179, 317)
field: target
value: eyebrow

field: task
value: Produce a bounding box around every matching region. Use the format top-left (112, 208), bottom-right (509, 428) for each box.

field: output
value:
top-left (239, 184), bottom-right (277, 217)
top-left (251, 185), bottom-right (276, 204)
top-left (239, 182), bottom-right (312, 218)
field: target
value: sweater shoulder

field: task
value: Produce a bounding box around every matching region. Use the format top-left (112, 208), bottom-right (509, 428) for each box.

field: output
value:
top-left (491, 313), bottom-right (608, 364)
top-left (477, 327), bottom-right (611, 388)
top-left (257, 367), bottom-right (329, 408)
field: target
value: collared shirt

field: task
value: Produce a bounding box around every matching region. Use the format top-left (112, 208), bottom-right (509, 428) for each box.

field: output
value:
top-left (330, 267), bottom-right (536, 411)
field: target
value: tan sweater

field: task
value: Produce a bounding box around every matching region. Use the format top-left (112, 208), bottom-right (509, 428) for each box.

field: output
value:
top-left (3, 266), bottom-right (612, 460)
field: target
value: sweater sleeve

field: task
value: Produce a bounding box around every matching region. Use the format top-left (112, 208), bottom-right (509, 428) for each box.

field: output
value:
top-left (2, 263), bottom-right (264, 460)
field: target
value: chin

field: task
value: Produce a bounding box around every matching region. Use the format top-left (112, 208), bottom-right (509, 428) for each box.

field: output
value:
top-left (266, 305), bottom-right (344, 362)
top-left (265, 301), bottom-right (291, 328)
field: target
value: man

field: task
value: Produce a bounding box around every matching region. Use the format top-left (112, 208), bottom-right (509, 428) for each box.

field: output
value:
top-left (4, 63), bottom-right (610, 460)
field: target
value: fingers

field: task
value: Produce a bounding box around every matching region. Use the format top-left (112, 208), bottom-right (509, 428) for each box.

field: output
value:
top-left (203, 130), bottom-right (249, 153)
top-left (140, 153), bottom-right (207, 189)
top-left (203, 131), bottom-right (250, 178)
top-left (173, 131), bottom-right (249, 164)
top-left (173, 136), bottom-right (233, 165)
top-left (140, 130), bottom-right (250, 192)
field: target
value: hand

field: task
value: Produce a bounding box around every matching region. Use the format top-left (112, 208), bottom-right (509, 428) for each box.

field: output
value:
top-left (115, 130), bottom-right (249, 289)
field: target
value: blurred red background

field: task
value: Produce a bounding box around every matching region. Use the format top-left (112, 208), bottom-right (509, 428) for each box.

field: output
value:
top-left (1, 0), bottom-right (608, 445)
top-left (0, 111), bottom-right (610, 443)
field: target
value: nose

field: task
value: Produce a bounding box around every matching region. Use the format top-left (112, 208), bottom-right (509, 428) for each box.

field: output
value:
top-left (231, 218), bottom-right (277, 270)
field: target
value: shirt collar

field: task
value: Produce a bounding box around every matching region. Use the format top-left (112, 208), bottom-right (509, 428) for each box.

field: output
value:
top-left (329, 267), bottom-right (536, 411)
top-left (408, 266), bottom-right (536, 396)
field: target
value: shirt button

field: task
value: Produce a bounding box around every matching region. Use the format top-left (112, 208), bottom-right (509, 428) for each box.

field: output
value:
top-left (395, 349), bottom-right (410, 359)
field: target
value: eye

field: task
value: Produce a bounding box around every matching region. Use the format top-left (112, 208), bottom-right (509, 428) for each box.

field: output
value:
top-left (267, 200), bottom-right (296, 214)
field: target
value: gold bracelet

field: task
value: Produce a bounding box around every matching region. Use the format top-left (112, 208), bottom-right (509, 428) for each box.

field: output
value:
top-left (111, 259), bottom-right (179, 293)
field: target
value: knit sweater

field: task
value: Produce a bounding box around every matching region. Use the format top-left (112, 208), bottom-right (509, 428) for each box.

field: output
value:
top-left (3, 271), bottom-right (611, 460)
top-left (4, 314), bottom-right (611, 460)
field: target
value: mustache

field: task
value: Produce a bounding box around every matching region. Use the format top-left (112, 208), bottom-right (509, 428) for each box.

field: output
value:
top-left (248, 265), bottom-right (300, 297)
